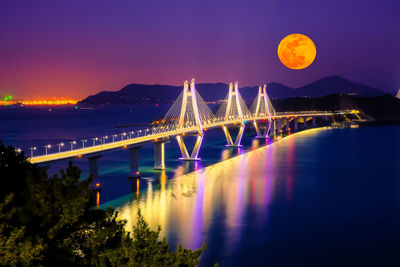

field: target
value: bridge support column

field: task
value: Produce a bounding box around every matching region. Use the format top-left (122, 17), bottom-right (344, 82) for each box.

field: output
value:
top-left (235, 125), bottom-right (245, 145)
top-left (269, 120), bottom-right (275, 137)
top-left (223, 126), bottom-right (234, 146)
top-left (254, 121), bottom-right (263, 138)
top-left (303, 118), bottom-right (307, 128)
top-left (129, 146), bottom-right (141, 178)
top-left (254, 121), bottom-right (272, 139)
top-left (312, 117), bottom-right (316, 127)
top-left (89, 155), bottom-right (102, 180)
top-left (154, 142), bottom-right (165, 170)
top-left (177, 134), bottom-right (203, 161)
top-left (294, 117), bottom-right (298, 130)
top-left (277, 119), bottom-right (282, 134)
top-left (223, 125), bottom-right (245, 146)
top-left (285, 118), bottom-right (290, 132)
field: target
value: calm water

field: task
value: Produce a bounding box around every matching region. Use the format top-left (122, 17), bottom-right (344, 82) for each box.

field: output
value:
top-left (114, 126), bottom-right (400, 266)
top-left (1, 106), bottom-right (400, 266)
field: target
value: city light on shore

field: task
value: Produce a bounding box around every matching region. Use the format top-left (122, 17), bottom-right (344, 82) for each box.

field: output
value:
top-left (0, 98), bottom-right (79, 106)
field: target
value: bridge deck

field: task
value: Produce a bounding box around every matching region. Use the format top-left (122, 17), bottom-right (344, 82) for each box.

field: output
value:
top-left (28, 110), bottom-right (358, 164)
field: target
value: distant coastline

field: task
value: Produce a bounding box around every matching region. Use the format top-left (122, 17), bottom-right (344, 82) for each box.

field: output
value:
top-left (2, 75), bottom-right (399, 124)
top-left (77, 75), bottom-right (387, 106)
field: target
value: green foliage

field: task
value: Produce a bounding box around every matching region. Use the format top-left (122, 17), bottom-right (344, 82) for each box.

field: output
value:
top-left (0, 193), bottom-right (44, 266)
top-left (129, 210), bottom-right (205, 266)
top-left (0, 142), bottom-right (205, 266)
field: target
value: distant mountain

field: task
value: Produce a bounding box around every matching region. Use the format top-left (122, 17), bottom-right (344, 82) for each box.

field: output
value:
top-left (79, 83), bottom-right (230, 105)
top-left (78, 75), bottom-right (386, 105)
top-left (79, 84), bottom-right (181, 105)
top-left (293, 75), bottom-right (384, 98)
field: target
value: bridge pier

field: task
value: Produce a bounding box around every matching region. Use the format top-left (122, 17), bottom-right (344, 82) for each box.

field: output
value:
top-left (88, 155), bottom-right (102, 180)
top-left (285, 118), bottom-right (290, 132)
top-left (236, 125), bottom-right (245, 145)
top-left (254, 121), bottom-right (273, 139)
top-left (253, 121), bottom-right (263, 138)
top-left (303, 117), bottom-right (307, 128)
top-left (312, 117), bottom-right (317, 127)
top-left (177, 134), bottom-right (203, 161)
top-left (294, 117), bottom-right (298, 130)
top-left (129, 146), bottom-right (141, 178)
top-left (223, 126), bottom-right (234, 145)
top-left (154, 141), bottom-right (165, 170)
top-left (269, 120), bottom-right (275, 137)
top-left (277, 119), bottom-right (282, 134)
top-left (223, 125), bottom-right (245, 146)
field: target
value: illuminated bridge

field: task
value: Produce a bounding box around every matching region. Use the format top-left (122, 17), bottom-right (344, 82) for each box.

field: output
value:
top-left (28, 79), bottom-right (360, 179)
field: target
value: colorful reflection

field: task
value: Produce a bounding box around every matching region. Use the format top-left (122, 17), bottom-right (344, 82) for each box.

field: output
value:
top-left (117, 128), bottom-right (329, 252)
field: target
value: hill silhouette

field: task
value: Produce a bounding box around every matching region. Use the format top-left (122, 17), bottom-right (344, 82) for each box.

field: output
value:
top-left (294, 75), bottom-right (384, 97)
top-left (78, 75), bottom-right (385, 105)
top-left (272, 94), bottom-right (400, 124)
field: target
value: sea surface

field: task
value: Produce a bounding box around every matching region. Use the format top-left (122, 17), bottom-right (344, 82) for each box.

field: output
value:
top-left (1, 105), bottom-right (400, 266)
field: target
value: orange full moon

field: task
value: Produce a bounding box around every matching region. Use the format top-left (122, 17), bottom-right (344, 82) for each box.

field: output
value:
top-left (277, 34), bottom-right (317, 70)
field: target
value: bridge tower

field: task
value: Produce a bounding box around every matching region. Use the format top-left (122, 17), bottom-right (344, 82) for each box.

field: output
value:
top-left (216, 82), bottom-right (250, 146)
top-left (157, 79), bottom-right (216, 160)
top-left (176, 79), bottom-right (203, 160)
top-left (250, 84), bottom-right (276, 138)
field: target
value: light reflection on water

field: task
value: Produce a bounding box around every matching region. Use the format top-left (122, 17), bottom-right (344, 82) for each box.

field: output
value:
top-left (117, 128), bottom-right (326, 257)
top-left (6, 107), bottom-right (400, 265)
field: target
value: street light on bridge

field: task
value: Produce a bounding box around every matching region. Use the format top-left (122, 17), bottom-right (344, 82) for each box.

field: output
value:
top-left (69, 141), bottom-right (76, 150)
top-left (112, 134), bottom-right (118, 142)
top-left (91, 137), bottom-right (98, 146)
top-left (57, 142), bottom-right (64, 153)
top-left (44, 144), bottom-right (51, 155)
top-left (101, 136), bottom-right (108, 144)
top-left (81, 139), bottom-right (87, 148)
top-left (29, 147), bottom-right (37, 158)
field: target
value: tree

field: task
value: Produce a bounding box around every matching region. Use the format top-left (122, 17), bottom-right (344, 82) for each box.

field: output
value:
top-left (0, 142), bottom-right (205, 266)
top-left (0, 193), bottom-right (44, 266)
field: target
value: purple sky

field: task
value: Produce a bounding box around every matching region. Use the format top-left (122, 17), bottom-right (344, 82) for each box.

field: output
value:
top-left (1, 0), bottom-right (399, 98)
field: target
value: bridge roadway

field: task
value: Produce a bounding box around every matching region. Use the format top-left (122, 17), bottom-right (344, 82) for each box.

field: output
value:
top-left (28, 110), bottom-right (356, 164)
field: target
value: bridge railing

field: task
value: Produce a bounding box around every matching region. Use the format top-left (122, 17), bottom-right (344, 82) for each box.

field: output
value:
top-left (29, 124), bottom-right (204, 162)
top-left (27, 109), bottom-right (359, 160)
top-left (274, 109), bottom-right (358, 116)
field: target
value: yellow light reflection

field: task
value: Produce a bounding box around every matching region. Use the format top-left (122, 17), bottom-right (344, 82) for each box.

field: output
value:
top-left (136, 178), bottom-right (140, 199)
top-left (117, 127), bottom-right (332, 249)
top-left (96, 191), bottom-right (100, 208)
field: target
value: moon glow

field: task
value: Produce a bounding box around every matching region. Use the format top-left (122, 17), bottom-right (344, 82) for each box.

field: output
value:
top-left (278, 34), bottom-right (316, 70)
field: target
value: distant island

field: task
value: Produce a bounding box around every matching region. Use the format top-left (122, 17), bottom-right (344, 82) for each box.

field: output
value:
top-left (78, 75), bottom-right (386, 105)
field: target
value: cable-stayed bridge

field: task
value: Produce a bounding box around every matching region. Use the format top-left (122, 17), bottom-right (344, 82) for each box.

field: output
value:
top-left (28, 79), bottom-right (360, 178)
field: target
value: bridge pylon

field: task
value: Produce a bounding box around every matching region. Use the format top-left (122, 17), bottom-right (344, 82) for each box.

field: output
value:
top-left (216, 82), bottom-right (250, 147)
top-left (250, 84), bottom-right (276, 138)
top-left (157, 79), bottom-right (215, 160)
top-left (176, 79), bottom-right (203, 160)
